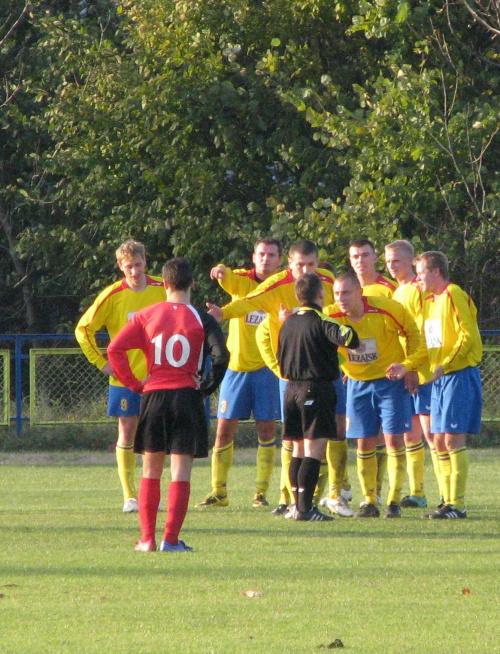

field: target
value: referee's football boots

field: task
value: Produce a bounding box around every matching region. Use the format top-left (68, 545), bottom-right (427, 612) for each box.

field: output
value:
top-left (295, 506), bottom-right (334, 522)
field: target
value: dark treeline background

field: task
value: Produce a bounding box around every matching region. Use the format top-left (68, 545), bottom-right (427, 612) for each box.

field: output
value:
top-left (1, 0), bottom-right (499, 333)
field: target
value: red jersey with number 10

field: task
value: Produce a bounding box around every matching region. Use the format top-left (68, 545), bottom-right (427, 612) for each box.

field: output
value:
top-left (107, 302), bottom-right (205, 394)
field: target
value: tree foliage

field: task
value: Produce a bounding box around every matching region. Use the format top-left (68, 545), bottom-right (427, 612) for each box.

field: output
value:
top-left (1, 0), bottom-right (499, 330)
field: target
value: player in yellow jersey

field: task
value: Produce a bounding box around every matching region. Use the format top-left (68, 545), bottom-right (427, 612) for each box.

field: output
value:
top-left (414, 252), bottom-right (482, 519)
top-left (255, 314), bottom-right (295, 514)
top-left (348, 239), bottom-right (397, 504)
top-left (325, 274), bottom-right (427, 518)
top-left (315, 262), bottom-right (353, 516)
top-left (206, 240), bottom-right (338, 516)
top-left (75, 240), bottom-right (166, 512)
top-left (385, 240), bottom-right (432, 509)
top-left (349, 238), bottom-right (397, 298)
top-left (196, 238), bottom-right (283, 508)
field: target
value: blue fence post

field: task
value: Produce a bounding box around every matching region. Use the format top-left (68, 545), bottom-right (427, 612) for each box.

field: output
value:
top-left (15, 335), bottom-right (23, 436)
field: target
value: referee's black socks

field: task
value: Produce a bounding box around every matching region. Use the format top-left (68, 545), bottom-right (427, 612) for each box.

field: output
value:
top-left (297, 457), bottom-right (321, 514)
top-left (289, 456), bottom-right (303, 506)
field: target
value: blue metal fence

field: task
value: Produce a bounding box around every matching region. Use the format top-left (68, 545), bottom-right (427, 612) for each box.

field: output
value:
top-left (1, 330), bottom-right (499, 435)
top-left (0, 333), bottom-right (108, 435)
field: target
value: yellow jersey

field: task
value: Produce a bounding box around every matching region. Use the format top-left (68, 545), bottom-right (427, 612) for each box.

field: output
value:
top-left (256, 315), bottom-right (282, 379)
top-left (75, 275), bottom-right (166, 387)
top-left (362, 274), bottom-right (396, 298)
top-left (222, 267), bottom-right (335, 365)
top-left (393, 278), bottom-right (431, 383)
top-left (421, 283), bottom-right (482, 374)
top-left (324, 296), bottom-right (427, 381)
top-left (216, 265), bottom-right (267, 372)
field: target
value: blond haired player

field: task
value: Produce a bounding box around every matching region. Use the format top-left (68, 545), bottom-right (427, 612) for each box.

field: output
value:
top-left (196, 238), bottom-right (282, 508)
top-left (75, 240), bottom-right (165, 512)
top-left (415, 251), bottom-right (482, 519)
top-left (385, 240), bottom-right (432, 509)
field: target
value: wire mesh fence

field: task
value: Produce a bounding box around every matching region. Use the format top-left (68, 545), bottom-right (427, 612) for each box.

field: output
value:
top-left (29, 349), bottom-right (112, 425)
top-left (481, 346), bottom-right (500, 422)
top-left (27, 344), bottom-right (500, 427)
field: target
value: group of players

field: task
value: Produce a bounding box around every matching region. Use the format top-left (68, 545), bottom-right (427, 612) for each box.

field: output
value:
top-left (75, 235), bottom-right (483, 549)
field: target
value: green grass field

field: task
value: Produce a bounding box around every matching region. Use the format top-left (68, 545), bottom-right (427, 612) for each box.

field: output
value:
top-left (0, 448), bottom-right (499, 654)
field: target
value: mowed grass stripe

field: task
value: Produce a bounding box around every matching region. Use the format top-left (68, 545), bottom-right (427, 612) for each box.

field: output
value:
top-left (0, 449), bottom-right (498, 654)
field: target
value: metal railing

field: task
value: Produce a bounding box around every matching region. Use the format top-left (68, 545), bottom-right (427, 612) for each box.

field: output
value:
top-left (0, 331), bottom-right (499, 435)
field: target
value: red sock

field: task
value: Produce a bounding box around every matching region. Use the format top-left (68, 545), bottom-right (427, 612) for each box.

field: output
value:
top-left (163, 481), bottom-right (190, 546)
top-left (138, 478), bottom-right (160, 543)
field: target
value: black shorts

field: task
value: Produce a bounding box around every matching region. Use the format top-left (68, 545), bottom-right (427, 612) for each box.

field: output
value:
top-left (283, 380), bottom-right (338, 441)
top-left (134, 388), bottom-right (209, 458)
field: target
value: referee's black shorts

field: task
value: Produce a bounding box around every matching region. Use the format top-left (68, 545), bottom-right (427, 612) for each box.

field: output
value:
top-left (134, 387), bottom-right (208, 458)
top-left (283, 380), bottom-right (338, 441)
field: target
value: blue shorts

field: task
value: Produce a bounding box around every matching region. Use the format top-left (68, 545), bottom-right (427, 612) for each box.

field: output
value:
top-left (217, 367), bottom-right (280, 421)
top-left (279, 376), bottom-right (346, 422)
top-left (346, 377), bottom-right (412, 439)
top-left (431, 366), bottom-right (482, 434)
top-left (333, 376), bottom-right (347, 415)
top-left (412, 383), bottom-right (432, 416)
top-left (108, 385), bottom-right (141, 417)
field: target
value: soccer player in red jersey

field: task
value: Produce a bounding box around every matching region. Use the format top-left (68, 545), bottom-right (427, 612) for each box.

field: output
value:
top-left (107, 258), bottom-right (229, 552)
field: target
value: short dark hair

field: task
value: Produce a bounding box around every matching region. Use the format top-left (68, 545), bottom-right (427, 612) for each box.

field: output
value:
top-left (254, 237), bottom-right (283, 256)
top-left (317, 260), bottom-right (337, 275)
top-left (295, 272), bottom-right (322, 305)
top-left (289, 239), bottom-right (318, 258)
top-left (334, 272), bottom-right (361, 289)
top-left (349, 238), bottom-right (375, 253)
top-left (162, 257), bottom-right (194, 290)
top-left (414, 251), bottom-right (449, 279)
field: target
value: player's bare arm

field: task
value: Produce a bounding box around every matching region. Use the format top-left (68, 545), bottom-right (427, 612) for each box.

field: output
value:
top-left (424, 365), bottom-right (444, 385)
top-left (206, 302), bottom-right (223, 323)
top-left (100, 362), bottom-right (115, 378)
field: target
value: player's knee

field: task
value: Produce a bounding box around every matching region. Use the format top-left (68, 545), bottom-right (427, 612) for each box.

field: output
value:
top-left (256, 421), bottom-right (276, 442)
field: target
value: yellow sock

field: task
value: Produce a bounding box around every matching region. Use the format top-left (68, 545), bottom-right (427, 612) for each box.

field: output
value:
top-left (386, 446), bottom-right (406, 505)
top-left (357, 449), bottom-right (377, 505)
top-left (212, 442), bottom-right (233, 497)
top-left (340, 439), bottom-right (351, 493)
top-left (429, 445), bottom-right (444, 501)
top-left (376, 444), bottom-right (387, 498)
top-left (405, 440), bottom-right (425, 498)
top-left (449, 447), bottom-right (468, 511)
top-left (437, 451), bottom-right (451, 504)
top-left (255, 439), bottom-right (276, 495)
top-left (116, 444), bottom-right (137, 501)
top-left (326, 440), bottom-right (347, 500)
top-left (279, 442), bottom-right (293, 505)
top-left (313, 459), bottom-right (328, 505)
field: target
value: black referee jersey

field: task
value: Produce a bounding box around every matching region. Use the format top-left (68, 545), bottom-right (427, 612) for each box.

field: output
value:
top-left (277, 304), bottom-right (359, 382)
